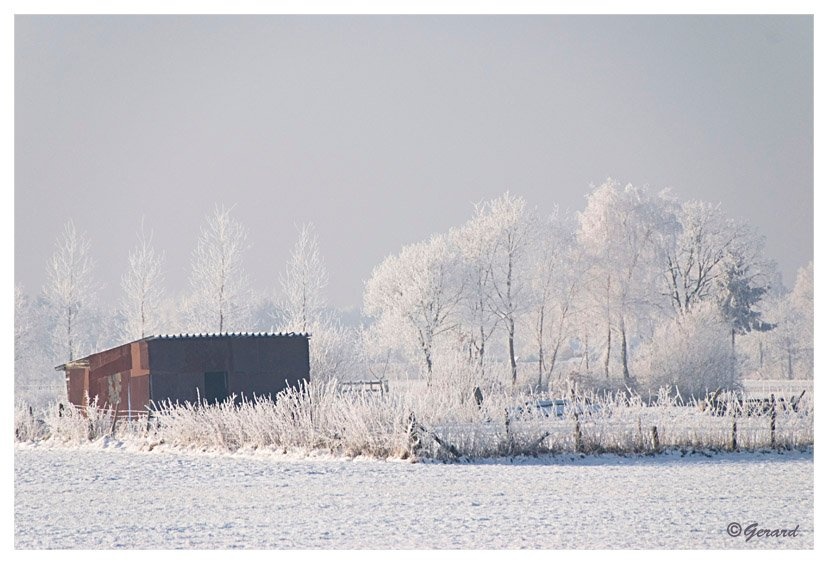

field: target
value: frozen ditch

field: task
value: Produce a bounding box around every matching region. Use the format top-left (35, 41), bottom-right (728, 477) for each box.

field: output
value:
top-left (14, 444), bottom-right (813, 549)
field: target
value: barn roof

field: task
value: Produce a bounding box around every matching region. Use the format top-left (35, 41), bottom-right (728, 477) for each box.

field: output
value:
top-left (146, 332), bottom-right (311, 340)
top-left (55, 332), bottom-right (311, 370)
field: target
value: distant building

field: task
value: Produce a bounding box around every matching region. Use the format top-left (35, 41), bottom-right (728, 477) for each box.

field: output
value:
top-left (56, 333), bottom-right (310, 415)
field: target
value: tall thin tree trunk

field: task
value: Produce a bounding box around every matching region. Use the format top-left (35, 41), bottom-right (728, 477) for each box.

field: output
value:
top-left (67, 307), bottom-right (74, 361)
top-left (546, 341), bottom-right (561, 382)
top-left (426, 354), bottom-right (433, 387)
top-left (537, 306), bottom-right (545, 390)
top-left (620, 317), bottom-right (631, 387)
top-left (537, 346), bottom-right (544, 390)
top-left (604, 323), bottom-right (611, 380)
top-left (479, 324), bottom-right (486, 376)
top-left (421, 330), bottom-right (433, 387)
top-left (508, 320), bottom-right (517, 386)
top-left (506, 249), bottom-right (517, 387)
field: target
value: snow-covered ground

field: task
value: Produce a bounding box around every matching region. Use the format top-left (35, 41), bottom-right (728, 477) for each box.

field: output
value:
top-left (15, 444), bottom-right (813, 549)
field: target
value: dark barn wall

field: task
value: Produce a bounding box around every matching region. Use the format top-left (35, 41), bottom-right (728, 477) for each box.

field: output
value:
top-left (240, 336), bottom-right (310, 398)
top-left (147, 336), bottom-right (309, 404)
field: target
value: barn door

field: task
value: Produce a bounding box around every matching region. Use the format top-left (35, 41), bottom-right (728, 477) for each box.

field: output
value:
top-left (204, 371), bottom-right (228, 404)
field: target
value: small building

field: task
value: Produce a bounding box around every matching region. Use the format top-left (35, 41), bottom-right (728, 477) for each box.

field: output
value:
top-left (56, 332), bottom-right (310, 414)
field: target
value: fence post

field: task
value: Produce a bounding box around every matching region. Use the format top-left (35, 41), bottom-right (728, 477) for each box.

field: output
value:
top-left (504, 408), bottom-right (513, 453)
top-left (407, 412), bottom-right (419, 457)
top-left (651, 425), bottom-right (660, 453)
top-left (574, 412), bottom-right (583, 453)
top-left (730, 418), bottom-right (737, 451)
top-left (770, 394), bottom-right (777, 448)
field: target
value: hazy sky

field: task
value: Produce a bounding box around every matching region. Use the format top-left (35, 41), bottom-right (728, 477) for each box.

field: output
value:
top-left (15, 15), bottom-right (813, 310)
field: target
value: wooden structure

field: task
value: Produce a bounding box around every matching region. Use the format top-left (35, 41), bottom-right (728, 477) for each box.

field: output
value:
top-left (56, 333), bottom-right (310, 415)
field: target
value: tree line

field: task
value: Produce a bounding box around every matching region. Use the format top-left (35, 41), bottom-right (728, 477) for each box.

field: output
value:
top-left (14, 181), bottom-right (814, 406)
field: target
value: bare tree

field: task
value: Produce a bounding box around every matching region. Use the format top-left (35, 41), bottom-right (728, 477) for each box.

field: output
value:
top-left (44, 220), bottom-right (97, 361)
top-left (120, 220), bottom-right (165, 341)
top-left (187, 205), bottom-right (250, 333)
top-left (279, 223), bottom-right (328, 333)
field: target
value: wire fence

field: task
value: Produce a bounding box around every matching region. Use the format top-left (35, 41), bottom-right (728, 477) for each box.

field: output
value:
top-left (15, 382), bottom-right (813, 461)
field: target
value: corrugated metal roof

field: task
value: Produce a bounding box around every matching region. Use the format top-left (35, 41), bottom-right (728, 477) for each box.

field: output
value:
top-left (145, 331), bottom-right (310, 340)
top-left (55, 332), bottom-right (312, 369)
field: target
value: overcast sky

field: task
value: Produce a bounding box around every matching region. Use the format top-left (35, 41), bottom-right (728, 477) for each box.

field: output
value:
top-left (15, 15), bottom-right (813, 310)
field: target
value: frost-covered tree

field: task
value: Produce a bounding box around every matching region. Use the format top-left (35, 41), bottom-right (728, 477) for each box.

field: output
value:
top-left (14, 285), bottom-right (30, 367)
top-left (716, 240), bottom-right (775, 351)
top-left (662, 201), bottom-right (746, 315)
top-left (760, 293), bottom-right (798, 379)
top-left (790, 261), bottom-right (814, 378)
top-left (470, 193), bottom-right (538, 386)
top-left (275, 222), bottom-right (355, 382)
top-left (658, 197), bottom-right (775, 348)
top-left (363, 234), bottom-right (463, 384)
top-left (14, 287), bottom-right (64, 405)
top-left (578, 180), bottom-right (676, 387)
top-left (525, 210), bottom-right (583, 389)
top-left (454, 220), bottom-right (499, 376)
top-left (279, 223), bottom-right (328, 333)
top-left (44, 220), bottom-right (97, 361)
top-left (187, 205), bottom-right (250, 333)
top-left (355, 323), bottom-right (396, 383)
top-left (120, 221), bottom-right (165, 340)
top-left (14, 285), bottom-right (33, 397)
top-left (307, 321), bottom-right (358, 383)
top-left (758, 262), bottom-right (813, 380)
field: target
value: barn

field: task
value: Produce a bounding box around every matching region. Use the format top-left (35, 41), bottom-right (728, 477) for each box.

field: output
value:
top-left (56, 332), bottom-right (310, 415)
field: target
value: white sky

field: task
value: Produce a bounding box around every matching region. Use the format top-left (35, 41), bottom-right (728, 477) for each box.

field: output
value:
top-left (14, 15), bottom-right (813, 310)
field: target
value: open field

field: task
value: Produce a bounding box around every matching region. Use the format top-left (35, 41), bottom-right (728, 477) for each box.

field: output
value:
top-left (14, 444), bottom-right (813, 549)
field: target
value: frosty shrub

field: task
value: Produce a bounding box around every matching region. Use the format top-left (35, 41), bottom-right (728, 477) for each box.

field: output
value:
top-left (14, 403), bottom-right (47, 442)
top-left (15, 398), bottom-right (121, 444)
top-left (634, 303), bottom-right (737, 400)
top-left (14, 324), bottom-right (812, 461)
top-left (15, 380), bottom-right (812, 459)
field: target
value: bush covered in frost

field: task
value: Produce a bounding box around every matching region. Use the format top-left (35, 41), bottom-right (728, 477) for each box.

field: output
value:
top-left (14, 369), bottom-right (812, 461)
top-left (634, 303), bottom-right (738, 400)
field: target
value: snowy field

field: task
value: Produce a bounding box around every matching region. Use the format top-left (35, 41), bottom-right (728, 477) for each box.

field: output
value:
top-left (15, 444), bottom-right (812, 549)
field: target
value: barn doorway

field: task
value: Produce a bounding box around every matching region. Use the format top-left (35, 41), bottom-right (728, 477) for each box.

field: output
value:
top-left (204, 371), bottom-right (228, 404)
